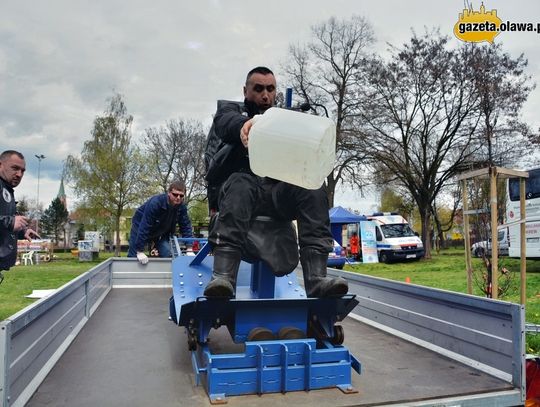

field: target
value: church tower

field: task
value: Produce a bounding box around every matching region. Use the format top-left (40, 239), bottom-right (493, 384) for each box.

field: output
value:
top-left (57, 178), bottom-right (67, 209)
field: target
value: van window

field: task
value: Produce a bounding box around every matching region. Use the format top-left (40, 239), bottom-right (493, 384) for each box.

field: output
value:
top-left (380, 224), bottom-right (416, 238)
top-left (498, 230), bottom-right (506, 242)
top-left (508, 168), bottom-right (540, 201)
top-left (376, 227), bottom-right (382, 242)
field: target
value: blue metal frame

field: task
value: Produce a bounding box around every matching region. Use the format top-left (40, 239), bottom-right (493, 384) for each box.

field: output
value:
top-left (192, 339), bottom-right (358, 402)
top-left (169, 237), bottom-right (361, 402)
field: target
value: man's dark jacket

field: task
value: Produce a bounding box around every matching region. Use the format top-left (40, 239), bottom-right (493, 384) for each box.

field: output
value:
top-left (0, 177), bottom-right (24, 270)
top-left (129, 194), bottom-right (193, 253)
top-left (205, 100), bottom-right (260, 210)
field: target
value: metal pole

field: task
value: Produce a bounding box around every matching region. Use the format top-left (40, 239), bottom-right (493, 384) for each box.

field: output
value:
top-left (520, 178), bottom-right (526, 305)
top-left (490, 166), bottom-right (498, 299)
top-left (35, 154), bottom-right (45, 235)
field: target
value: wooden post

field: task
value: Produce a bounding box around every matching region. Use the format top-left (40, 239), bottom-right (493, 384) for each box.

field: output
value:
top-left (462, 179), bottom-right (473, 295)
top-left (457, 166), bottom-right (529, 302)
top-left (490, 167), bottom-right (499, 299)
top-left (520, 178), bottom-right (526, 305)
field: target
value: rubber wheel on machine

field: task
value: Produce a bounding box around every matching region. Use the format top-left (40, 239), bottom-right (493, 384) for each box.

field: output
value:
top-left (331, 325), bottom-right (345, 345)
top-left (278, 326), bottom-right (306, 340)
top-left (380, 252), bottom-right (390, 264)
top-left (247, 327), bottom-right (276, 341)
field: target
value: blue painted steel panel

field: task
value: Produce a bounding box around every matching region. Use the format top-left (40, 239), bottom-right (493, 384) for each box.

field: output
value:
top-left (199, 339), bottom-right (355, 398)
top-left (169, 237), bottom-right (361, 401)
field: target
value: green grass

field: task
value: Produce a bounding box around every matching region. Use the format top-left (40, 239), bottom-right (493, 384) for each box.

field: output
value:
top-left (3, 248), bottom-right (540, 352)
top-left (0, 251), bottom-right (118, 321)
top-left (345, 247), bottom-right (540, 353)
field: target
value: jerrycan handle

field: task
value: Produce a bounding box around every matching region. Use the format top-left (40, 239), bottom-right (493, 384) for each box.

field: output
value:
top-left (251, 114), bottom-right (262, 125)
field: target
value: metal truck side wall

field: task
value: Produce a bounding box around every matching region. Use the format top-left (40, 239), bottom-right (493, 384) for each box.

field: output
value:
top-left (0, 260), bottom-right (113, 407)
top-left (1, 260), bottom-right (525, 406)
top-left (0, 258), bottom-right (172, 407)
top-left (328, 268), bottom-right (525, 402)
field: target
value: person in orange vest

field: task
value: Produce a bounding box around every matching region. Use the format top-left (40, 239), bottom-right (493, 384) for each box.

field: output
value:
top-left (349, 232), bottom-right (360, 260)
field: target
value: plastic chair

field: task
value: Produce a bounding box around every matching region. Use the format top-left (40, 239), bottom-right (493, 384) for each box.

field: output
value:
top-left (22, 251), bottom-right (34, 265)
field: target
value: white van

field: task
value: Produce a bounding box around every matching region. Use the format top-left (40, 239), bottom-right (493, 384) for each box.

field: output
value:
top-left (367, 212), bottom-right (425, 263)
top-left (471, 227), bottom-right (509, 258)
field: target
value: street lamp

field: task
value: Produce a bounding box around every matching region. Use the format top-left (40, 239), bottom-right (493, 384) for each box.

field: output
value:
top-left (35, 154), bottom-right (45, 235)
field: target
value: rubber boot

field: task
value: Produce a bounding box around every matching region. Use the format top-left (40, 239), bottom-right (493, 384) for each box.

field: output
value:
top-left (204, 247), bottom-right (242, 297)
top-left (300, 247), bottom-right (348, 298)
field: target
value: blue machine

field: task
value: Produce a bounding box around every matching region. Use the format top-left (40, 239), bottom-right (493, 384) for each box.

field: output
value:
top-left (169, 236), bottom-right (361, 404)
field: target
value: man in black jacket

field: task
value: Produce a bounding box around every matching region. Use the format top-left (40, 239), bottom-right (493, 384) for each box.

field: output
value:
top-left (204, 66), bottom-right (348, 298)
top-left (0, 150), bottom-right (39, 282)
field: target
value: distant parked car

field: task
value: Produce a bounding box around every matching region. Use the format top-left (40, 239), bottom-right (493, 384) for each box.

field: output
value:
top-left (471, 229), bottom-right (509, 257)
top-left (327, 240), bottom-right (346, 269)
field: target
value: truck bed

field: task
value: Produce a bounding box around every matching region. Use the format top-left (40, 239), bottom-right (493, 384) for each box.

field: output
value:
top-left (25, 288), bottom-right (513, 407)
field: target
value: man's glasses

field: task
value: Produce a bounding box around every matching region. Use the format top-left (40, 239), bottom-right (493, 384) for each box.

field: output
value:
top-left (170, 192), bottom-right (185, 198)
top-left (252, 84), bottom-right (276, 93)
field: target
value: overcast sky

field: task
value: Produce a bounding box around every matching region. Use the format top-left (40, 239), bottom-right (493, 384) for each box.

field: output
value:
top-left (2, 0), bottom-right (539, 214)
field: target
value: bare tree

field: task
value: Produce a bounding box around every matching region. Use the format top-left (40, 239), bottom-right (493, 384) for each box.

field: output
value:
top-left (378, 185), bottom-right (416, 217)
top-left (464, 43), bottom-right (535, 167)
top-left (282, 15), bottom-right (375, 206)
top-left (442, 44), bottom-right (536, 251)
top-left (358, 31), bottom-right (482, 259)
top-left (431, 189), bottom-right (461, 251)
top-left (143, 119), bottom-right (207, 203)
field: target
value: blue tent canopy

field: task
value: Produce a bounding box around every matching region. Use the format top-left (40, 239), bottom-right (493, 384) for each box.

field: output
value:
top-left (329, 206), bottom-right (366, 224)
top-left (328, 206), bottom-right (367, 246)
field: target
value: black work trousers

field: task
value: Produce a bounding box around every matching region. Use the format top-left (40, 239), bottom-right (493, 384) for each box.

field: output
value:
top-left (209, 172), bottom-right (333, 253)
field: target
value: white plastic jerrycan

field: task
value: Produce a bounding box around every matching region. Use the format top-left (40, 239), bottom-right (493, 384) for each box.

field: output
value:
top-left (248, 107), bottom-right (336, 189)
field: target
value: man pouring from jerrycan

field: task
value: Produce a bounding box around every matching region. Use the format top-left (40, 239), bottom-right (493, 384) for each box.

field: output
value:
top-left (204, 66), bottom-right (347, 298)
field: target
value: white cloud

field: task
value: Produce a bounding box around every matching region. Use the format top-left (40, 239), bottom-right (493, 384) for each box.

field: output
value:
top-left (1, 0), bottom-right (539, 212)
top-left (186, 41), bottom-right (203, 50)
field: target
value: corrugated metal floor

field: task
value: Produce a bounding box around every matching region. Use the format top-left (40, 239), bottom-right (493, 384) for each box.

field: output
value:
top-left (26, 288), bottom-right (512, 407)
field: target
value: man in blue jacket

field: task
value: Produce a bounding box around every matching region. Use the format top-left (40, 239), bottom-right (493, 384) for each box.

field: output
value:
top-left (128, 180), bottom-right (193, 265)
